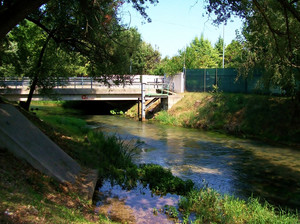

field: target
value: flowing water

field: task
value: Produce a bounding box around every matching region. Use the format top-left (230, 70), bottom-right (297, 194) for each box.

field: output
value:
top-left (86, 115), bottom-right (300, 211)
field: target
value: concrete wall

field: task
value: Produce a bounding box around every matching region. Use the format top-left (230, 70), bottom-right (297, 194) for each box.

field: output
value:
top-left (166, 73), bottom-right (185, 93)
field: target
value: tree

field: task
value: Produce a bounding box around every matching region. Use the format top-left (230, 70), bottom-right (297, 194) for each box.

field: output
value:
top-left (2, 20), bottom-right (88, 109)
top-left (1, 0), bottom-right (160, 110)
top-left (224, 39), bottom-right (244, 68)
top-left (131, 41), bottom-right (161, 74)
top-left (184, 35), bottom-right (219, 69)
top-left (205, 0), bottom-right (300, 95)
top-left (0, 0), bottom-right (48, 40)
top-left (159, 56), bottom-right (184, 76)
top-left (0, 0), bottom-right (159, 40)
top-left (214, 36), bottom-right (224, 67)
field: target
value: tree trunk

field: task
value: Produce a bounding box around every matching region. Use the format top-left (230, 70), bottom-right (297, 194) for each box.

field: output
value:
top-left (0, 0), bottom-right (48, 40)
top-left (22, 34), bottom-right (51, 111)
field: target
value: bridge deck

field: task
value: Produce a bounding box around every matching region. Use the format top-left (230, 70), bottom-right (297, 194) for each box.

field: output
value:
top-left (0, 76), bottom-right (170, 101)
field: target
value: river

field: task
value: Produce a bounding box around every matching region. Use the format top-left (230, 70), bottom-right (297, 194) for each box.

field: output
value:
top-left (85, 115), bottom-right (300, 210)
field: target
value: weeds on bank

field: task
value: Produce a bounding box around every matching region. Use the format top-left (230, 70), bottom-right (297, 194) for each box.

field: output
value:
top-left (0, 147), bottom-right (97, 224)
top-left (178, 188), bottom-right (299, 223)
top-left (154, 92), bottom-right (300, 145)
top-left (30, 103), bottom-right (299, 223)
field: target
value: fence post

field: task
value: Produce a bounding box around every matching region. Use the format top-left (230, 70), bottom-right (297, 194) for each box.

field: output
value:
top-left (215, 68), bottom-right (218, 87)
top-left (204, 69), bottom-right (206, 92)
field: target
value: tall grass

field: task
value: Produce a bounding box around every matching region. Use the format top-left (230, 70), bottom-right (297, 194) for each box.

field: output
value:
top-left (153, 92), bottom-right (300, 145)
top-left (33, 105), bottom-right (139, 187)
top-left (179, 188), bottom-right (299, 223)
top-left (155, 110), bottom-right (179, 125)
top-left (32, 102), bottom-right (299, 223)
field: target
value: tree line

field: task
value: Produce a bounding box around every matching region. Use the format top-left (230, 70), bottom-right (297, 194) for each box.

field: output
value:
top-left (0, 0), bottom-right (299, 111)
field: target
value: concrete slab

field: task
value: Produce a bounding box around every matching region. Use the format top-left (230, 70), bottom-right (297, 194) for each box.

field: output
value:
top-left (0, 103), bottom-right (81, 183)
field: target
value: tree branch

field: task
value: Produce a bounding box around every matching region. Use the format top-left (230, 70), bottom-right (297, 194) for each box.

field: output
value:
top-left (252, 0), bottom-right (286, 36)
top-left (0, 0), bottom-right (49, 40)
top-left (278, 0), bottom-right (300, 24)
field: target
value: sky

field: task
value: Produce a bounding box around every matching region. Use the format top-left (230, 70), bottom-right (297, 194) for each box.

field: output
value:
top-left (119, 0), bottom-right (244, 58)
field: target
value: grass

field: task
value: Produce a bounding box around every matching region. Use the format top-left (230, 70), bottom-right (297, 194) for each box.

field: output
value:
top-left (1, 102), bottom-right (137, 223)
top-left (138, 164), bottom-right (194, 195)
top-left (178, 188), bottom-right (299, 223)
top-left (153, 92), bottom-right (300, 145)
top-left (0, 147), bottom-right (98, 224)
top-left (1, 101), bottom-right (299, 223)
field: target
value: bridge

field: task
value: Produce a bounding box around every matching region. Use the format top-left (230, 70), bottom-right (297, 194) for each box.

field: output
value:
top-left (0, 74), bottom-right (185, 120)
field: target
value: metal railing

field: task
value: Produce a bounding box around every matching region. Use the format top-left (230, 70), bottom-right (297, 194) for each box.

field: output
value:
top-left (0, 76), bottom-right (171, 96)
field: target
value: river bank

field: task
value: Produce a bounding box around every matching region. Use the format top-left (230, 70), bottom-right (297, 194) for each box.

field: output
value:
top-left (1, 101), bottom-right (299, 223)
top-left (128, 92), bottom-right (300, 147)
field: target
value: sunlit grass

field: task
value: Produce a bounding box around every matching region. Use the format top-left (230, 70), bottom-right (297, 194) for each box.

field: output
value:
top-left (179, 188), bottom-right (299, 223)
top-left (9, 101), bottom-right (299, 223)
top-left (153, 92), bottom-right (299, 145)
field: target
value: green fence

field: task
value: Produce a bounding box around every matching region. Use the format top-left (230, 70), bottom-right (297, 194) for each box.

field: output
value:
top-left (185, 68), bottom-right (281, 94)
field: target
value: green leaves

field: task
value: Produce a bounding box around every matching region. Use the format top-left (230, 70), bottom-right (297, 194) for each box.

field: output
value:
top-left (205, 0), bottom-right (300, 95)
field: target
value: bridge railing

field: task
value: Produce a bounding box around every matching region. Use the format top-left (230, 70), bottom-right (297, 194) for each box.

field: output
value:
top-left (0, 76), bottom-right (170, 95)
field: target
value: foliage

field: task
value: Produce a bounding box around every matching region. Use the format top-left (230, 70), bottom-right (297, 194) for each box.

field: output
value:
top-left (159, 55), bottom-right (184, 76)
top-left (205, 0), bottom-right (300, 96)
top-left (2, 20), bottom-right (85, 80)
top-left (0, 0), bottom-right (161, 110)
top-left (0, 0), bottom-right (159, 40)
top-left (214, 36), bottom-right (224, 67)
top-left (178, 188), bottom-right (299, 223)
top-left (224, 39), bottom-right (245, 68)
top-left (131, 41), bottom-right (162, 75)
top-left (154, 92), bottom-right (300, 145)
top-left (32, 103), bottom-right (138, 187)
top-left (15, 101), bottom-right (299, 223)
top-left (184, 35), bottom-right (220, 69)
top-left (160, 35), bottom-right (229, 76)
top-left (138, 164), bottom-right (194, 195)
top-left (154, 110), bottom-right (179, 126)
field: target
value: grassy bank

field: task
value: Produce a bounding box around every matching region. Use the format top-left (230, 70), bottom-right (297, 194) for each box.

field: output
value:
top-left (0, 104), bottom-right (116, 223)
top-left (1, 101), bottom-right (299, 223)
top-left (153, 92), bottom-right (300, 146)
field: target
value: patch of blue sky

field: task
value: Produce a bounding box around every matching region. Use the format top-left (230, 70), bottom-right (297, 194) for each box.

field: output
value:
top-left (119, 0), bottom-right (244, 58)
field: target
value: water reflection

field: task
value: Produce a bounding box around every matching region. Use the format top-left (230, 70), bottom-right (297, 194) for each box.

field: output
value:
top-left (86, 115), bottom-right (300, 209)
top-left (95, 180), bottom-right (179, 224)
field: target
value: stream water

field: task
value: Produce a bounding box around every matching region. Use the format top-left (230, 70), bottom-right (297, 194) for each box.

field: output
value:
top-left (85, 115), bottom-right (300, 212)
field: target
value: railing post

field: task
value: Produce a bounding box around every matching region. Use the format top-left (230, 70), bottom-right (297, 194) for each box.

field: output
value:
top-left (91, 77), bottom-right (93, 89)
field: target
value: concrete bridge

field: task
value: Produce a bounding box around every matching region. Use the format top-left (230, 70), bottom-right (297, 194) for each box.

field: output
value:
top-left (0, 74), bottom-right (185, 120)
